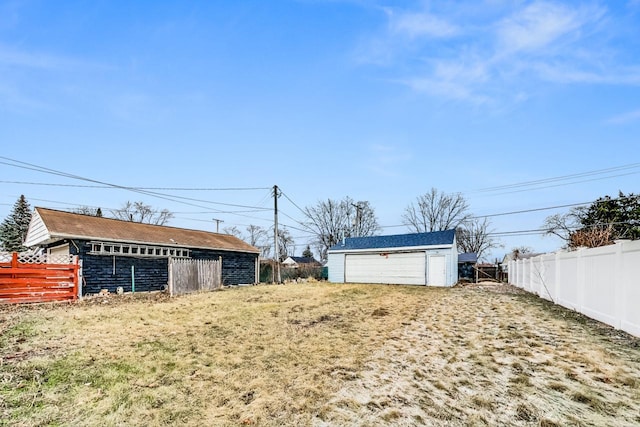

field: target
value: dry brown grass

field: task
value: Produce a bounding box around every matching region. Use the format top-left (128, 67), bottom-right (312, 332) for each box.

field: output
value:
top-left (1, 282), bottom-right (639, 426)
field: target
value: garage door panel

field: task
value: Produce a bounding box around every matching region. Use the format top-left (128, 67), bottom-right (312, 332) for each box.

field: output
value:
top-left (345, 252), bottom-right (425, 285)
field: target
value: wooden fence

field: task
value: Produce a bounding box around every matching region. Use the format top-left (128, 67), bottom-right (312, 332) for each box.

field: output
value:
top-left (168, 258), bottom-right (222, 296)
top-left (0, 252), bottom-right (80, 304)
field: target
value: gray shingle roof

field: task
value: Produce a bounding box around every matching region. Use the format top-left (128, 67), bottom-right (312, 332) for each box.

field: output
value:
top-left (458, 252), bottom-right (478, 263)
top-left (290, 256), bottom-right (319, 264)
top-left (328, 229), bottom-right (455, 252)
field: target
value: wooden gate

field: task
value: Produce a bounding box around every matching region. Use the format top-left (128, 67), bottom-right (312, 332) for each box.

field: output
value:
top-left (168, 258), bottom-right (222, 296)
top-left (0, 252), bottom-right (80, 304)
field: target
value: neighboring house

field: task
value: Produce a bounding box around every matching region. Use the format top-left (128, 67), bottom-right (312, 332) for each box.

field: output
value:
top-left (458, 252), bottom-right (478, 281)
top-left (326, 230), bottom-right (458, 286)
top-left (282, 256), bottom-right (320, 268)
top-left (501, 252), bottom-right (543, 273)
top-left (24, 208), bottom-right (260, 295)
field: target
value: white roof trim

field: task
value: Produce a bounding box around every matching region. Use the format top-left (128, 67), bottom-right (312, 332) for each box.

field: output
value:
top-left (24, 209), bottom-right (52, 247)
top-left (328, 243), bottom-right (454, 254)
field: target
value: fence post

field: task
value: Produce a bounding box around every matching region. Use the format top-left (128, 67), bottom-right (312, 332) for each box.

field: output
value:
top-left (553, 251), bottom-right (560, 303)
top-left (168, 258), bottom-right (174, 297)
top-left (576, 248), bottom-right (585, 313)
top-left (614, 242), bottom-right (624, 330)
top-left (77, 257), bottom-right (83, 300)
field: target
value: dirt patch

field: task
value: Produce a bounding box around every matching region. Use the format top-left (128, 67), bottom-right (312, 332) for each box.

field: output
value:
top-left (317, 286), bottom-right (640, 426)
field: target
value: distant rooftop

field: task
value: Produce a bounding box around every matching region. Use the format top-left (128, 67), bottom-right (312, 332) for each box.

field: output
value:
top-left (288, 256), bottom-right (320, 264)
top-left (458, 252), bottom-right (478, 263)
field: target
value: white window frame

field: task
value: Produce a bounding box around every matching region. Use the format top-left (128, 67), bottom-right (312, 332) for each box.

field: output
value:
top-left (89, 241), bottom-right (190, 258)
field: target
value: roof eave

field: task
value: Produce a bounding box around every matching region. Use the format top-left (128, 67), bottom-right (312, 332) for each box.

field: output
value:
top-left (41, 233), bottom-right (260, 254)
top-left (327, 243), bottom-right (454, 254)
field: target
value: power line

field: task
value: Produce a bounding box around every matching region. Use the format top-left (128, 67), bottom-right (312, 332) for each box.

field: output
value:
top-left (467, 171), bottom-right (640, 198)
top-left (464, 162), bottom-right (640, 195)
top-left (0, 180), bottom-right (270, 191)
top-left (279, 190), bottom-right (307, 216)
top-left (0, 156), bottom-right (271, 214)
top-left (379, 194), bottom-right (639, 229)
top-left (470, 201), bottom-right (589, 219)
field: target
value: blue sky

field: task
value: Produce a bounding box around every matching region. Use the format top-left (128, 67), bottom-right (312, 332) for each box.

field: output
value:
top-left (1, 0), bottom-right (639, 261)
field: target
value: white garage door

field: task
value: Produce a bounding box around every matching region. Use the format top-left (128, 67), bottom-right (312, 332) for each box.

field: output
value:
top-left (345, 252), bottom-right (426, 285)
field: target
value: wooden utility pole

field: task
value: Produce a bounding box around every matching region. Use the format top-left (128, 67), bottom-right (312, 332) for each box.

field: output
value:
top-left (273, 185), bottom-right (281, 283)
top-left (351, 202), bottom-right (362, 237)
top-left (212, 218), bottom-right (224, 233)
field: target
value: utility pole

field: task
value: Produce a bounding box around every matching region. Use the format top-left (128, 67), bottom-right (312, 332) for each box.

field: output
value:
top-left (212, 218), bottom-right (224, 233)
top-left (273, 185), bottom-right (281, 283)
top-left (351, 202), bottom-right (362, 237)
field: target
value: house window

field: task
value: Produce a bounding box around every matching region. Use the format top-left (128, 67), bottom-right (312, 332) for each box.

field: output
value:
top-left (88, 241), bottom-right (190, 259)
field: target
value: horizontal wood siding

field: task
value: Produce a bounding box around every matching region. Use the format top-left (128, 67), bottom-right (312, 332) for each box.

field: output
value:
top-left (38, 240), bottom-right (259, 295)
top-left (80, 254), bottom-right (168, 295)
top-left (0, 253), bottom-right (79, 304)
top-left (189, 249), bottom-right (257, 285)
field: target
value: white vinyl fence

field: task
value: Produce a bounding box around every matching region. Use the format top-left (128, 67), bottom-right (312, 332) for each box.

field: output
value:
top-left (509, 240), bottom-right (640, 337)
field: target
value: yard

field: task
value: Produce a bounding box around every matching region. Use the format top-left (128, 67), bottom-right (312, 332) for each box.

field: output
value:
top-left (1, 282), bottom-right (639, 426)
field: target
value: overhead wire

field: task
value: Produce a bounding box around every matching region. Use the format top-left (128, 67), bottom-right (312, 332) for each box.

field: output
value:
top-left (464, 162), bottom-right (640, 195)
top-left (0, 180), bottom-right (270, 191)
top-left (0, 156), bottom-right (271, 214)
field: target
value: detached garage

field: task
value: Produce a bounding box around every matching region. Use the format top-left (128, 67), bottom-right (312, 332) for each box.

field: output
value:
top-left (327, 230), bottom-right (458, 286)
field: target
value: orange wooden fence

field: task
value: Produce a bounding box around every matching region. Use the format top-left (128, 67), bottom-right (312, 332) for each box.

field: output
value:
top-left (0, 253), bottom-right (80, 304)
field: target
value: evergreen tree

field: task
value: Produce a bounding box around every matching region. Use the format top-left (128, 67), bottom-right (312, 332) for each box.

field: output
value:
top-left (302, 245), bottom-right (313, 258)
top-left (579, 191), bottom-right (640, 240)
top-left (0, 195), bottom-right (32, 251)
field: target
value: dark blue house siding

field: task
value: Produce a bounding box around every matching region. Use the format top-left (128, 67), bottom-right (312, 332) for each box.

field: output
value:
top-left (189, 249), bottom-right (257, 286)
top-left (81, 254), bottom-right (168, 294)
top-left (57, 239), bottom-right (257, 295)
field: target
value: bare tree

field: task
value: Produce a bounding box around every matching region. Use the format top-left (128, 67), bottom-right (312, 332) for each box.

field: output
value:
top-left (304, 197), bottom-right (380, 262)
top-left (73, 206), bottom-right (103, 217)
top-left (403, 188), bottom-right (470, 233)
top-left (277, 227), bottom-right (295, 261)
top-left (510, 246), bottom-right (533, 260)
top-left (246, 224), bottom-right (267, 246)
top-left (246, 224), bottom-right (270, 258)
top-left (223, 226), bottom-right (242, 239)
top-left (456, 218), bottom-right (502, 261)
top-left (543, 209), bottom-right (583, 244)
top-left (112, 201), bottom-right (174, 225)
top-left (349, 201), bottom-right (380, 238)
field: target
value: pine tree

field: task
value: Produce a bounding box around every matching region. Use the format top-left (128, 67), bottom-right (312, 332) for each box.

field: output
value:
top-left (0, 195), bottom-right (32, 252)
top-left (302, 245), bottom-right (313, 258)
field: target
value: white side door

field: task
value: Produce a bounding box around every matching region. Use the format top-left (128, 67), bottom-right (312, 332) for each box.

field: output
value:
top-left (428, 255), bottom-right (446, 286)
